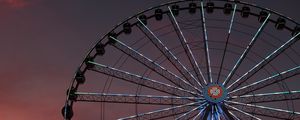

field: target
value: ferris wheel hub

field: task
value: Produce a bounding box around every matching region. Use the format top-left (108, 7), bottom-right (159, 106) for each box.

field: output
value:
top-left (203, 83), bottom-right (228, 104)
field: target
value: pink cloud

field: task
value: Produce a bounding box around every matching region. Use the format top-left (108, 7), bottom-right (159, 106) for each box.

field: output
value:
top-left (1, 0), bottom-right (28, 8)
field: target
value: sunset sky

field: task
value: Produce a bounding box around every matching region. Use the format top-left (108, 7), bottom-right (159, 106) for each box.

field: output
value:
top-left (1, 0), bottom-right (300, 120)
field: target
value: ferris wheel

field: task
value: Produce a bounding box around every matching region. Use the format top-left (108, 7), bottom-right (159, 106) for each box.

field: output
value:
top-left (62, 0), bottom-right (300, 119)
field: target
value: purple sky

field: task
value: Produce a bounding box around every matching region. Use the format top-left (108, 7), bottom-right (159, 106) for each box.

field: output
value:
top-left (0, 0), bottom-right (300, 119)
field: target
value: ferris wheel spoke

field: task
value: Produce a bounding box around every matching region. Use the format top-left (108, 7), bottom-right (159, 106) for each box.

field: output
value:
top-left (223, 13), bottom-right (271, 86)
top-left (168, 6), bottom-right (207, 86)
top-left (199, 104), bottom-right (215, 120)
top-left (217, 4), bottom-right (237, 83)
top-left (175, 102), bottom-right (207, 120)
top-left (227, 32), bottom-right (300, 91)
top-left (192, 105), bottom-right (207, 120)
top-left (225, 103), bottom-right (262, 120)
top-left (229, 65), bottom-right (300, 95)
top-left (231, 90), bottom-right (300, 104)
top-left (88, 61), bottom-right (199, 96)
top-left (137, 18), bottom-right (201, 89)
top-left (213, 105), bottom-right (221, 120)
top-left (108, 36), bottom-right (201, 93)
top-left (74, 92), bottom-right (202, 105)
top-left (185, 111), bottom-right (200, 120)
top-left (118, 101), bottom-right (202, 120)
top-left (175, 106), bottom-right (200, 120)
top-left (200, 1), bottom-right (213, 83)
top-left (228, 110), bottom-right (241, 120)
top-left (217, 104), bottom-right (236, 120)
top-left (226, 100), bottom-right (300, 119)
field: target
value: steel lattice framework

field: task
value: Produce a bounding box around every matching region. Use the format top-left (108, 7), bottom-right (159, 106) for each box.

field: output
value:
top-left (63, 0), bottom-right (300, 120)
